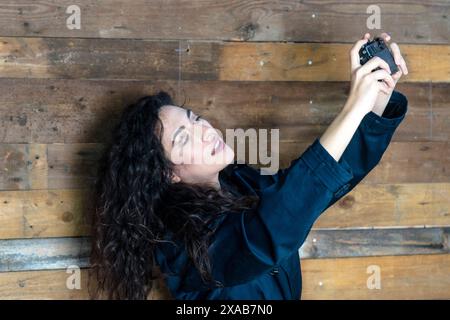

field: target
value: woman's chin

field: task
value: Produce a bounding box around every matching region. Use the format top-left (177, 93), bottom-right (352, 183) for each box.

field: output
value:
top-left (223, 145), bottom-right (235, 165)
top-left (212, 145), bottom-right (235, 167)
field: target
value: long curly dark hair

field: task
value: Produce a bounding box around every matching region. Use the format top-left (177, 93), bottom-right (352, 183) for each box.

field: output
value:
top-left (88, 91), bottom-right (259, 299)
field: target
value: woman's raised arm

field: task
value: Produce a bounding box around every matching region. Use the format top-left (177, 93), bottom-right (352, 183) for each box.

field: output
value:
top-left (319, 33), bottom-right (401, 162)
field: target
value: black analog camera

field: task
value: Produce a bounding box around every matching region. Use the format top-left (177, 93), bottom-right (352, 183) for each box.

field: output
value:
top-left (359, 37), bottom-right (399, 75)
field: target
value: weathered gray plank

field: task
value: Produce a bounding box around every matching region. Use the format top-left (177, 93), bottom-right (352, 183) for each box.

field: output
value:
top-left (0, 1), bottom-right (448, 44)
top-left (300, 228), bottom-right (450, 259)
top-left (0, 237), bottom-right (90, 272)
top-left (1, 228), bottom-right (449, 272)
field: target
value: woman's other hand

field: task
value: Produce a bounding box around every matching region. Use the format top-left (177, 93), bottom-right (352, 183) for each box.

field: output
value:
top-left (344, 33), bottom-right (398, 117)
top-left (372, 32), bottom-right (409, 116)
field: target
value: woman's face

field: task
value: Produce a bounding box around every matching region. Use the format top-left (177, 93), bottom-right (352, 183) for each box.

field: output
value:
top-left (159, 105), bottom-right (235, 185)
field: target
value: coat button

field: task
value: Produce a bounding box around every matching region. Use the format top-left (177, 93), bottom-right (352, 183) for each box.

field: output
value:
top-left (270, 268), bottom-right (279, 276)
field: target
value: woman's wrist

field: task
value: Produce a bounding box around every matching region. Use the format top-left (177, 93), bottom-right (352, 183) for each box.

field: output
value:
top-left (342, 96), bottom-right (370, 120)
top-left (319, 103), bottom-right (366, 162)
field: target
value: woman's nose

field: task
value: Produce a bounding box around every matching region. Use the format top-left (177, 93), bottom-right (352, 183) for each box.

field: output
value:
top-left (203, 126), bottom-right (217, 143)
top-left (193, 123), bottom-right (216, 143)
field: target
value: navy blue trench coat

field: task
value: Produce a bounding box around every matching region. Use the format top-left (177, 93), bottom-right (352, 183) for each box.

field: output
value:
top-left (155, 91), bottom-right (408, 300)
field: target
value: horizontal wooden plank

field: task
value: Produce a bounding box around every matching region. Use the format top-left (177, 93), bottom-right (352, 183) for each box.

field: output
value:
top-left (0, 38), bottom-right (448, 81)
top-left (0, 143), bottom-right (104, 190)
top-left (218, 42), bottom-right (450, 82)
top-left (281, 141), bottom-right (450, 183)
top-left (0, 268), bottom-right (170, 300)
top-left (0, 268), bottom-right (90, 299)
top-left (1, 184), bottom-right (449, 239)
top-left (300, 228), bottom-right (450, 259)
top-left (0, 237), bottom-right (90, 272)
top-left (1, 228), bottom-right (449, 272)
top-left (1, 254), bottom-right (449, 299)
top-left (1, 141), bottom-right (448, 190)
top-left (0, 189), bottom-right (91, 239)
top-left (301, 254), bottom-right (450, 299)
top-left (315, 183), bottom-right (450, 229)
top-left (0, 1), bottom-right (448, 44)
top-left (1, 145), bottom-right (448, 246)
top-left (0, 79), bottom-right (448, 144)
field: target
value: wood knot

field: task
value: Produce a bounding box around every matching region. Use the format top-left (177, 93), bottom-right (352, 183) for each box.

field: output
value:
top-left (339, 195), bottom-right (355, 209)
top-left (238, 23), bottom-right (258, 41)
top-left (62, 211), bottom-right (74, 223)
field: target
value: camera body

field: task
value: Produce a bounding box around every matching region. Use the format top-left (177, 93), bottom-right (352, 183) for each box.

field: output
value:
top-left (359, 37), bottom-right (399, 75)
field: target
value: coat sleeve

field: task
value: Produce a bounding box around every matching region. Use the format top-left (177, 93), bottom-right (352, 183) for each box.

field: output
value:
top-left (178, 91), bottom-right (408, 292)
top-left (321, 90), bottom-right (408, 210)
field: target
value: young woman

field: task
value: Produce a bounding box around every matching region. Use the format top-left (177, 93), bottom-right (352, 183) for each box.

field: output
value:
top-left (89, 33), bottom-right (409, 300)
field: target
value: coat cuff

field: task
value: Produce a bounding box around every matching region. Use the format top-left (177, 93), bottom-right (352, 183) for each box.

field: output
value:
top-left (300, 138), bottom-right (354, 198)
top-left (363, 90), bottom-right (408, 131)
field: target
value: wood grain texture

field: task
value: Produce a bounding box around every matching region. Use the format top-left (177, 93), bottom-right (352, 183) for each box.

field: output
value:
top-left (0, 237), bottom-right (90, 272)
top-left (1, 254), bottom-right (449, 299)
top-left (0, 268), bottom-right (170, 300)
top-left (0, 268), bottom-right (90, 300)
top-left (0, 143), bottom-right (103, 190)
top-left (315, 183), bottom-right (450, 229)
top-left (281, 141), bottom-right (450, 183)
top-left (0, 189), bottom-right (91, 239)
top-left (300, 228), bottom-right (450, 259)
top-left (301, 254), bottom-right (450, 300)
top-left (0, 79), bottom-right (448, 144)
top-left (1, 228), bottom-right (449, 272)
top-left (0, 0), bottom-right (448, 301)
top-left (0, 38), bottom-right (448, 81)
top-left (0, 1), bottom-right (448, 44)
top-left (1, 141), bottom-right (447, 191)
top-left (0, 183), bottom-right (448, 239)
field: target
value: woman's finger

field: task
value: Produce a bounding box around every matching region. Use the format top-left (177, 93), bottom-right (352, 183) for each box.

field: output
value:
top-left (350, 33), bottom-right (371, 71)
top-left (378, 81), bottom-right (391, 95)
top-left (378, 33), bottom-right (409, 76)
top-left (389, 42), bottom-right (402, 65)
top-left (390, 42), bottom-right (409, 75)
top-left (392, 69), bottom-right (403, 82)
top-left (370, 69), bottom-right (395, 89)
top-left (370, 68), bottom-right (394, 95)
top-left (360, 56), bottom-right (391, 75)
top-left (379, 32), bottom-right (391, 43)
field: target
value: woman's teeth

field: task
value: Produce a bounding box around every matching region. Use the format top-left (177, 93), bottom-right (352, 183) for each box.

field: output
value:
top-left (212, 139), bottom-right (221, 155)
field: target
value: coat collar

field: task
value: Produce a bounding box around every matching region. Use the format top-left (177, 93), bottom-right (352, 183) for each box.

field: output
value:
top-left (219, 163), bottom-right (259, 196)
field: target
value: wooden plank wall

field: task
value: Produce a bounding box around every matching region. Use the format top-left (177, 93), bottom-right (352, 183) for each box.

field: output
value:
top-left (0, 1), bottom-right (449, 299)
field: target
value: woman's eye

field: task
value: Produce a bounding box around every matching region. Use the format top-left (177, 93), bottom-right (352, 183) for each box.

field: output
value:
top-left (195, 115), bottom-right (202, 122)
top-left (178, 133), bottom-right (189, 147)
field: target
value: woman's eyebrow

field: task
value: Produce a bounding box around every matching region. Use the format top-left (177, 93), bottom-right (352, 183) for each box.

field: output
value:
top-left (171, 109), bottom-right (191, 146)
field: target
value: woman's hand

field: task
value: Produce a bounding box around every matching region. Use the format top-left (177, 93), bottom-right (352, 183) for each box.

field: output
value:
top-left (344, 33), bottom-right (399, 117)
top-left (372, 33), bottom-right (409, 115)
